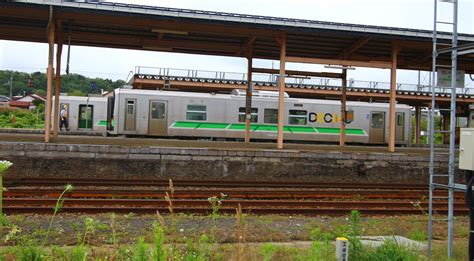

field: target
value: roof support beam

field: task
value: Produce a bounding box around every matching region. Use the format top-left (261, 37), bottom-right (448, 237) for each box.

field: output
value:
top-left (337, 37), bottom-right (370, 59)
top-left (244, 44), bottom-right (253, 143)
top-left (388, 42), bottom-right (399, 152)
top-left (277, 32), bottom-right (286, 150)
top-left (53, 18), bottom-right (63, 141)
top-left (286, 56), bottom-right (392, 69)
top-left (45, 7), bottom-right (55, 143)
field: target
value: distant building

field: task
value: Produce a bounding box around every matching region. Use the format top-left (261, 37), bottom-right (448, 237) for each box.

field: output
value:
top-left (8, 94), bottom-right (46, 110)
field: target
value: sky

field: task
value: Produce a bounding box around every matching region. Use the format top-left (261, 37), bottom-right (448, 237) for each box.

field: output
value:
top-left (1, 0), bottom-right (473, 87)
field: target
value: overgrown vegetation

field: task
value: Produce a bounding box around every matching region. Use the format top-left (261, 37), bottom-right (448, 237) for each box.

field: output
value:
top-left (0, 70), bottom-right (125, 98)
top-left (411, 114), bottom-right (444, 144)
top-left (0, 106), bottom-right (44, 129)
top-left (0, 175), bottom-right (468, 260)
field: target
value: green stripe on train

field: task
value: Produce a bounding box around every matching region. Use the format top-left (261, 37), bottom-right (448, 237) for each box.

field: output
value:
top-left (172, 121), bottom-right (366, 135)
top-left (97, 120), bottom-right (115, 127)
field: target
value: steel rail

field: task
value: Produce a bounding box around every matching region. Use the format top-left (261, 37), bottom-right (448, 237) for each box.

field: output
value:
top-left (3, 178), bottom-right (430, 190)
top-left (3, 198), bottom-right (466, 209)
top-left (3, 189), bottom-right (464, 200)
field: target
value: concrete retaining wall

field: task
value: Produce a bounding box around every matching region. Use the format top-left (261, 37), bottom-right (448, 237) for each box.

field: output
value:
top-left (0, 142), bottom-right (460, 184)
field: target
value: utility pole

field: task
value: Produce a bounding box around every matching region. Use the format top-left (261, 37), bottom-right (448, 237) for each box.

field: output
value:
top-left (9, 72), bottom-right (13, 100)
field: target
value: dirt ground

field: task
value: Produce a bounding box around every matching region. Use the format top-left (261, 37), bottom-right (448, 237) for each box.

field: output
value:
top-left (2, 213), bottom-right (468, 246)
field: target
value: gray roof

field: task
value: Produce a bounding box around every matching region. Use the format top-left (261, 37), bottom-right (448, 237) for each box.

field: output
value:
top-left (11, 0), bottom-right (474, 41)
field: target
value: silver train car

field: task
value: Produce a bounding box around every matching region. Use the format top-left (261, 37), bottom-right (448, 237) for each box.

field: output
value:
top-left (102, 88), bottom-right (411, 145)
top-left (53, 96), bottom-right (108, 134)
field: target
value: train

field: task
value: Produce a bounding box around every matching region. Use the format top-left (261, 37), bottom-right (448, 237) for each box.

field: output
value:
top-left (54, 87), bottom-right (419, 145)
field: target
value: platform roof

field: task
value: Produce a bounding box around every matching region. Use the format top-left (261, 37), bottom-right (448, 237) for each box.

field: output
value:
top-left (1, 0), bottom-right (474, 73)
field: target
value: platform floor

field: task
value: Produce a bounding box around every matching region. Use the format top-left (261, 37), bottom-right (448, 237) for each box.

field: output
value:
top-left (0, 132), bottom-right (443, 155)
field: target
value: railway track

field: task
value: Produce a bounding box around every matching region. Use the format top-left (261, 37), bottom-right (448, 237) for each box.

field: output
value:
top-left (3, 188), bottom-right (464, 200)
top-left (3, 178), bottom-right (467, 216)
top-left (2, 198), bottom-right (468, 216)
top-left (4, 178), bottom-right (431, 190)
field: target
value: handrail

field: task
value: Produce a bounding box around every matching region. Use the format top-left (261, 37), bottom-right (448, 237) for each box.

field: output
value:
top-left (134, 66), bottom-right (474, 95)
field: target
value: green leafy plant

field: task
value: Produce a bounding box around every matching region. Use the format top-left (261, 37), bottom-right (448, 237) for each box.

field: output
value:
top-left (132, 237), bottom-right (150, 261)
top-left (0, 160), bottom-right (13, 221)
top-left (260, 243), bottom-right (277, 261)
top-left (81, 217), bottom-right (101, 245)
top-left (42, 184), bottom-right (73, 246)
top-left (69, 245), bottom-right (87, 261)
top-left (17, 245), bottom-right (45, 261)
top-left (152, 222), bottom-right (167, 261)
top-left (208, 192), bottom-right (226, 243)
top-left (347, 210), bottom-right (369, 261)
top-left (367, 239), bottom-right (418, 261)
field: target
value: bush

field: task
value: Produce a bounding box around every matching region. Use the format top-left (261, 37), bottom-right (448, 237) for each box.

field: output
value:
top-left (367, 239), bottom-right (418, 261)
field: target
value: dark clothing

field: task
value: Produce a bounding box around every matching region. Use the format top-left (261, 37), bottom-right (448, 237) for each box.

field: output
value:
top-left (60, 117), bottom-right (69, 131)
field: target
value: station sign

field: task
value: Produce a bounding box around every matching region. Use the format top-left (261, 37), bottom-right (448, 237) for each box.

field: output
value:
top-left (437, 69), bottom-right (465, 88)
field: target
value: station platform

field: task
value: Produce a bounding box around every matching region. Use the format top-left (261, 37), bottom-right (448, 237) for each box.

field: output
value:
top-left (0, 132), bottom-right (459, 185)
top-left (0, 132), bottom-right (435, 155)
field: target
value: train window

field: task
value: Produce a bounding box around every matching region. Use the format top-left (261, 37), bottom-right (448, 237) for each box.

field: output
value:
top-left (397, 113), bottom-right (404, 126)
top-left (126, 100), bottom-right (135, 115)
top-left (186, 105), bottom-right (207, 121)
top-left (238, 107), bottom-right (258, 123)
top-left (288, 110), bottom-right (307, 125)
top-left (264, 109), bottom-right (278, 124)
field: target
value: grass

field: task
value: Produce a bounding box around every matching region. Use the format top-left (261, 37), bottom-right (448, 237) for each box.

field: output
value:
top-left (0, 177), bottom-right (469, 260)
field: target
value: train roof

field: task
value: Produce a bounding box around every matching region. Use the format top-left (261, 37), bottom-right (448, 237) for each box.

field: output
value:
top-left (115, 88), bottom-right (411, 109)
top-left (59, 95), bottom-right (108, 102)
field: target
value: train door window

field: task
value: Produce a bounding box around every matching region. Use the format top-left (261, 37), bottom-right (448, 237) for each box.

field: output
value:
top-left (238, 107), bottom-right (258, 123)
top-left (186, 105), bottom-right (207, 121)
top-left (151, 102), bottom-right (166, 120)
top-left (78, 104), bottom-right (93, 130)
top-left (288, 110), bottom-right (307, 125)
top-left (125, 99), bottom-right (136, 131)
top-left (264, 109), bottom-right (278, 124)
top-left (395, 112), bottom-right (405, 141)
top-left (397, 113), bottom-right (404, 126)
top-left (371, 113), bottom-right (384, 128)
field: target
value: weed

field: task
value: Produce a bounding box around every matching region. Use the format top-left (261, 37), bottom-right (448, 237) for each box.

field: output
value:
top-left (17, 245), bottom-right (44, 261)
top-left (308, 228), bottom-right (334, 261)
top-left (42, 184), bottom-right (73, 246)
top-left (80, 217), bottom-right (105, 246)
top-left (109, 213), bottom-right (117, 247)
top-left (164, 179), bottom-right (177, 260)
top-left (152, 222), bottom-right (167, 261)
top-left (235, 203), bottom-right (247, 261)
top-left (132, 237), bottom-right (150, 261)
top-left (367, 239), bottom-right (418, 261)
top-left (260, 243), bottom-right (277, 261)
top-left (208, 192), bottom-right (226, 243)
top-left (3, 224), bottom-right (21, 244)
top-left (51, 246), bottom-right (67, 260)
top-left (0, 160), bottom-right (13, 222)
top-left (70, 245), bottom-right (88, 261)
top-left (347, 210), bottom-right (370, 261)
top-left (408, 228), bottom-right (426, 241)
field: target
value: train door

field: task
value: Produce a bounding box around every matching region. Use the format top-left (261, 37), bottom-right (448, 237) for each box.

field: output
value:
top-left (148, 100), bottom-right (168, 135)
top-left (124, 99), bottom-right (136, 131)
top-left (78, 104), bottom-right (93, 130)
top-left (369, 112), bottom-right (385, 143)
top-left (395, 112), bottom-right (405, 142)
top-left (59, 103), bottom-right (69, 129)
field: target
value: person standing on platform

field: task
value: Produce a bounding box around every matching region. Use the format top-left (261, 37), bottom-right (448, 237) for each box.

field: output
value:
top-left (60, 105), bottom-right (69, 131)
